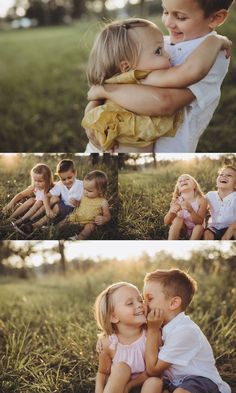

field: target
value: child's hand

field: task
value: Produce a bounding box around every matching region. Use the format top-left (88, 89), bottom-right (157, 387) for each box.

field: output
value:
top-left (147, 308), bottom-right (164, 330)
top-left (169, 201), bottom-right (181, 214)
top-left (87, 85), bottom-right (106, 101)
top-left (96, 338), bottom-right (104, 353)
top-left (217, 34), bottom-right (232, 59)
top-left (69, 198), bottom-right (80, 207)
top-left (3, 203), bottom-right (12, 213)
top-left (46, 209), bottom-right (54, 219)
top-left (95, 215), bottom-right (105, 225)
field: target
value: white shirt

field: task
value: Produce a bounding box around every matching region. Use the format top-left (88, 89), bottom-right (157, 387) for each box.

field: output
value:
top-left (158, 313), bottom-right (231, 393)
top-left (50, 179), bottom-right (83, 207)
top-left (155, 32), bottom-right (229, 152)
top-left (206, 191), bottom-right (236, 229)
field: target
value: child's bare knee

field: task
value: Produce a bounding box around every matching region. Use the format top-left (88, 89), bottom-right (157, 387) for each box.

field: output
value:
top-left (142, 376), bottom-right (163, 390)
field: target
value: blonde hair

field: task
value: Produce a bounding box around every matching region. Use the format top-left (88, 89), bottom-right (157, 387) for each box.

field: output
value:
top-left (94, 282), bottom-right (140, 335)
top-left (144, 269), bottom-right (197, 311)
top-left (87, 18), bottom-right (157, 85)
top-left (172, 173), bottom-right (204, 201)
top-left (84, 170), bottom-right (108, 196)
top-left (31, 163), bottom-right (54, 193)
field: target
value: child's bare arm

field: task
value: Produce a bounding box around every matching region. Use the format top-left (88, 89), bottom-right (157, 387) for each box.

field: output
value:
top-left (222, 220), bottom-right (236, 240)
top-left (94, 200), bottom-right (111, 225)
top-left (43, 193), bottom-right (54, 218)
top-left (88, 84), bottom-right (195, 117)
top-left (181, 196), bottom-right (207, 225)
top-left (3, 186), bottom-right (34, 212)
top-left (95, 337), bottom-right (112, 393)
top-left (164, 201), bottom-right (181, 225)
top-left (146, 309), bottom-right (171, 377)
top-left (141, 35), bottom-right (231, 89)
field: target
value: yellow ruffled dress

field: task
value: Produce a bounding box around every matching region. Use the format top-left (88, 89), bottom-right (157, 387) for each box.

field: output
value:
top-left (68, 196), bottom-right (106, 225)
top-left (82, 70), bottom-right (183, 151)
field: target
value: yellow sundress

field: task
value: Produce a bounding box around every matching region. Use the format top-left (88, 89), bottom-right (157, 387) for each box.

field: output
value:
top-left (68, 196), bottom-right (106, 225)
top-left (82, 70), bottom-right (183, 151)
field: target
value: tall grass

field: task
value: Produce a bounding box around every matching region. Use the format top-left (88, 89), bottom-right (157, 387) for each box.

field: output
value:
top-left (0, 256), bottom-right (235, 392)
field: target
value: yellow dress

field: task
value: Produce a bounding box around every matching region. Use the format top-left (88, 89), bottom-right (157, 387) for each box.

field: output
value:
top-left (68, 196), bottom-right (106, 225)
top-left (82, 70), bottom-right (183, 151)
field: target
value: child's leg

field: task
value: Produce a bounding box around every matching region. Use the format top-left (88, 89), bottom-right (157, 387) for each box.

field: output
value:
top-left (103, 362), bottom-right (131, 393)
top-left (190, 224), bottom-right (204, 240)
top-left (168, 217), bottom-right (184, 240)
top-left (141, 377), bottom-right (163, 393)
top-left (9, 198), bottom-right (35, 220)
top-left (77, 223), bottom-right (96, 240)
top-left (15, 201), bottom-right (43, 224)
top-left (32, 204), bottom-right (60, 229)
top-left (203, 229), bottom-right (215, 240)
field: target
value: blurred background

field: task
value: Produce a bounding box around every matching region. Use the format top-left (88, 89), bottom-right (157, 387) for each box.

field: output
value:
top-left (118, 152), bottom-right (236, 239)
top-left (0, 0), bottom-right (235, 152)
top-left (0, 240), bottom-right (235, 392)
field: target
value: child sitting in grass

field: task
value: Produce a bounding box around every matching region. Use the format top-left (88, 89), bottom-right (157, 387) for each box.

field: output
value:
top-left (66, 170), bottom-right (111, 240)
top-left (204, 165), bottom-right (236, 240)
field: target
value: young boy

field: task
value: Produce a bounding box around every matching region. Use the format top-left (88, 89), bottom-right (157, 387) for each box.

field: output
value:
top-left (15, 159), bottom-right (83, 235)
top-left (204, 165), bottom-right (236, 240)
top-left (86, 0), bottom-right (233, 153)
top-left (143, 268), bottom-right (231, 393)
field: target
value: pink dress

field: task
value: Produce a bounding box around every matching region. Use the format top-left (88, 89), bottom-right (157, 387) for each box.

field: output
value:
top-left (178, 197), bottom-right (200, 237)
top-left (109, 330), bottom-right (146, 378)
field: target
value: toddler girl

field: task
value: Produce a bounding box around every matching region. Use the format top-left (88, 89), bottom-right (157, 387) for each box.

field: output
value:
top-left (3, 163), bottom-right (54, 231)
top-left (94, 282), bottom-right (162, 393)
top-left (83, 18), bottom-right (230, 153)
top-left (68, 170), bottom-right (111, 240)
top-left (164, 174), bottom-right (207, 240)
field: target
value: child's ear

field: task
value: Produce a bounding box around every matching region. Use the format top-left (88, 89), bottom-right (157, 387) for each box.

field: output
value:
top-left (170, 296), bottom-right (182, 310)
top-left (208, 9), bottom-right (228, 29)
top-left (120, 60), bottom-right (131, 73)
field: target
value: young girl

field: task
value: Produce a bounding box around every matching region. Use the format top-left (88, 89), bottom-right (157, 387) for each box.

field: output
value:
top-left (83, 18), bottom-right (230, 153)
top-left (164, 174), bottom-right (207, 240)
top-left (67, 170), bottom-right (111, 240)
top-left (3, 163), bottom-right (54, 229)
top-left (94, 282), bottom-right (163, 393)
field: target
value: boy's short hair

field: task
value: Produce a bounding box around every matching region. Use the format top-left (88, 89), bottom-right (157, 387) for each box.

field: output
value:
top-left (219, 164), bottom-right (236, 174)
top-left (195, 0), bottom-right (234, 17)
top-left (84, 170), bottom-right (108, 194)
top-left (56, 159), bottom-right (76, 174)
top-left (144, 268), bottom-right (197, 310)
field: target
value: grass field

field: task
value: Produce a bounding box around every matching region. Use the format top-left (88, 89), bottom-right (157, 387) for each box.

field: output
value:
top-left (0, 153), bottom-right (119, 240)
top-left (0, 253), bottom-right (235, 392)
top-left (0, 6), bottom-right (236, 153)
top-left (118, 155), bottom-right (231, 239)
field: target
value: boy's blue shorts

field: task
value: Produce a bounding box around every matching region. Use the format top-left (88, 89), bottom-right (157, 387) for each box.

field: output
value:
top-left (206, 226), bottom-right (228, 240)
top-left (164, 375), bottom-right (220, 393)
top-left (57, 201), bottom-right (74, 220)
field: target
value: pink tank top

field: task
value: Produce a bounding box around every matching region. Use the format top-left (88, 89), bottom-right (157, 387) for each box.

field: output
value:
top-left (178, 197), bottom-right (200, 235)
top-left (109, 330), bottom-right (146, 376)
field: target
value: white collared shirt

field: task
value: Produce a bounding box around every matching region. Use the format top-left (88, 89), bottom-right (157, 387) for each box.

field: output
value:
top-left (206, 191), bottom-right (236, 229)
top-left (159, 312), bottom-right (231, 393)
top-left (155, 33), bottom-right (230, 153)
top-left (50, 179), bottom-right (83, 207)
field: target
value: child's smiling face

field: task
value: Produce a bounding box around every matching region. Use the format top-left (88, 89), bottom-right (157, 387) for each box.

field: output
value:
top-left (59, 169), bottom-right (76, 189)
top-left (162, 0), bottom-right (214, 43)
top-left (217, 168), bottom-right (236, 191)
top-left (177, 175), bottom-right (195, 192)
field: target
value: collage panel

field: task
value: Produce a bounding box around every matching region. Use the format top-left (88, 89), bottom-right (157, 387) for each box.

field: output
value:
top-left (119, 153), bottom-right (236, 240)
top-left (0, 153), bottom-right (119, 240)
top-left (0, 240), bottom-right (235, 392)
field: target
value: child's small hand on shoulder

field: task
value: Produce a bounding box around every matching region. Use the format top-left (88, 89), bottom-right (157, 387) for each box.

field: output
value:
top-left (69, 198), bottom-right (80, 207)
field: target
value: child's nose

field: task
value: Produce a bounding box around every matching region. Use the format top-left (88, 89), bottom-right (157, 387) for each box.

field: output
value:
top-left (164, 15), bottom-right (176, 28)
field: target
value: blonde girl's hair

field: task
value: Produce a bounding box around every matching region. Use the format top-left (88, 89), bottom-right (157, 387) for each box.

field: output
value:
top-left (31, 163), bottom-right (54, 193)
top-left (87, 18), bottom-right (157, 85)
top-left (94, 282), bottom-right (140, 335)
top-left (172, 173), bottom-right (204, 201)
